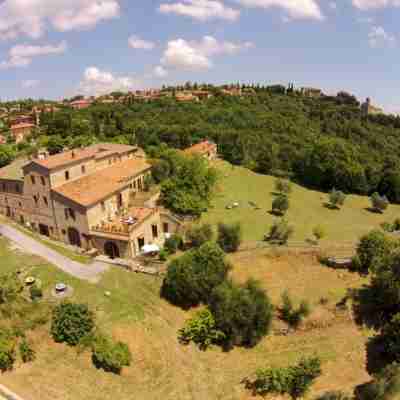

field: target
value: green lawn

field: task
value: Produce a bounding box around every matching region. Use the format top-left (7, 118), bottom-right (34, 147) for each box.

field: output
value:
top-left (201, 160), bottom-right (400, 243)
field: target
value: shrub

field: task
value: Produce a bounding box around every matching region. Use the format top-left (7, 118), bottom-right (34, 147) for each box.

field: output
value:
top-left (272, 195), bottom-right (289, 216)
top-left (92, 334), bottom-right (132, 374)
top-left (159, 249), bottom-right (168, 261)
top-left (356, 230), bottom-right (394, 274)
top-left (371, 192), bottom-right (389, 213)
top-left (251, 356), bottom-right (322, 399)
top-left (19, 340), bottom-right (35, 363)
top-left (0, 272), bottom-right (23, 304)
top-left (178, 308), bottom-right (225, 350)
top-left (209, 279), bottom-right (273, 348)
top-left (328, 189), bottom-right (346, 209)
top-left (265, 219), bottom-right (294, 245)
top-left (51, 302), bottom-right (95, 346)
top-left (161, 242), bottom-right (230, 309)
top-left (0, 330), bottom-right (16, 372)
top-left (187, 224), bottom-right (213, 248)
top-left (313, 225), bottom-right (325, 242)
top-left (217, 222), bottom-right (242, 253)
top-left (29, 284), bottom-right (43, 302)
top-left (275, 178), bottom-right (292, 196)
top-left (280, 290), bottom-right (311, 329)
top-left (164, 234), bottom-right (183, 254)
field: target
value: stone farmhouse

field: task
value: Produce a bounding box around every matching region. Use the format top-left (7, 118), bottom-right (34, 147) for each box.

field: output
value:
top-left (184, 140), bottom-right (218, 161)
top-left (361, 97), bottom-right (383, 116)
top-left (0, 143), bottom-right (181, 259)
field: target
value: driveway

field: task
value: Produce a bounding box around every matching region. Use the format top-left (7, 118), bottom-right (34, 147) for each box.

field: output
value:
top-left (0, 224), bottom-right (109, 282)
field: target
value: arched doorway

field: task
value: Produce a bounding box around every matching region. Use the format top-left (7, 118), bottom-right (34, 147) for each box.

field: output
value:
top-left (104, 241), bottom-right (120, 259)
top-left (68, 227), bottom-right (81, 247)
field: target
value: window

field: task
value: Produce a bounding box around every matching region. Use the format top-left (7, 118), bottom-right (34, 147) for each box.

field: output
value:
top-left (18, 202), bottom-right (22, 207)
top-left (62, 229), bottom-right (66, 235)
top-left (33, 195), bottom-right (38, 206)
top-left (65, 171), bottom-right (70, 181)
top-left (2, 183), bottom-right (5, 192)
top-left (41, 176), bottom-right (46, 186)
top-left (133, 180), bottom-right (137, 189)
top-left (101, 202), bottom-right (106, 212)
top-left (81, 165), bottom-right (86, 174)
top-left (31, 175), bottom-right (35, 184)
top-left (69, 208), bottom-right (76, 221)
top-left (64, 208), bottom-right (69, 220)
top-left (108, 159), bottom-right (112, 165)
top-left (43, 196), bottom-right (48, 206)
top-left (163, 223), bottom-right (169, 233)
top-left (15, 184), bottom-right (20, 193)
top-left (152, 224), bottom-right (158, 239)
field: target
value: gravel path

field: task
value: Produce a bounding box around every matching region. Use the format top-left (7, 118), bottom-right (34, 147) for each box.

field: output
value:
top-left (0, 224), bottom-right (109, 282)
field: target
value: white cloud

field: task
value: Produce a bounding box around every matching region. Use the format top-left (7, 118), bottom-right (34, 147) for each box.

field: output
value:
top-left (153, 65), bottom-right (168, 78)
top-left (128, 35), bottom-right (156, 50)
top-left (0, 41), bottom-right (67, 69)
top-left (161, 36), bottom-right (254, 71)
top-left (159, 0), bottom-right (240, 21)
top-left (368, 25), bottom-right (395, 47)
top-left (352, 0), bottom-right (398, 9)
top-left (235, 0), bottom-right (324, 20)
top-left (21, 79), bottom-right (40, 88)
top-left (0, 0), bottom-right (120, 40)
top-left (78, 66), bottom-right (141, 95)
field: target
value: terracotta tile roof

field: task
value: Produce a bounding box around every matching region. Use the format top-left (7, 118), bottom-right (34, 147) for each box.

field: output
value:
top-left (31, 143), bottom-right (136, 171)
top-left (53, 157), bottom-right (151, 207)
top-left (184, 140), bottom-right (216, 155)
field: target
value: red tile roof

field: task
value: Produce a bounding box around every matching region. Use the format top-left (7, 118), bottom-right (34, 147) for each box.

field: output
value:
top-left (184, 140), bottom-right (216, 156)
top-left (53, 157), bottom-right (151, 207)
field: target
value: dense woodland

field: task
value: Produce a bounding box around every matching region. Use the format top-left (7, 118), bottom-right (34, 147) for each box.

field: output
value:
top-left (4, 86), bottom-right (400, 202)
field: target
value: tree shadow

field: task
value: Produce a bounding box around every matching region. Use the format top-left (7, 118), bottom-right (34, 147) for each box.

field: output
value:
top-left (323, 202), bottom-right (339, 210)
top-left (365, 334), bottom-right (390, 375)
top-left (365, 207), bottom-right (383, 214)
top-left (270, 191), bottom-right (282, 197)
top-left (268, 210), bottom-right (285, 217)
top-left (348, 286), bottom-right (387, 330)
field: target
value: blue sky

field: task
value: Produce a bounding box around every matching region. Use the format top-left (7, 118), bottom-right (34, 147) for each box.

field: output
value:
top-left (0, 0), bottom-right (399, 112)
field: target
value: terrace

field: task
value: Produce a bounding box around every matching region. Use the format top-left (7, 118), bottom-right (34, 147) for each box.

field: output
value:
top-left (90, 207), bottom-right (156, 238)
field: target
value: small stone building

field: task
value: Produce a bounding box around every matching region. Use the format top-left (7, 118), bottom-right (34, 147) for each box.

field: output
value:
top-left (184, 140), bottom-right (218, 161)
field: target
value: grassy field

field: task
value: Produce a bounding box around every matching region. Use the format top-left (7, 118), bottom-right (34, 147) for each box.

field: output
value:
top-left (1, 234), bottom-right (372, 400)
top-left (201, 160), bottom-right (400, 243)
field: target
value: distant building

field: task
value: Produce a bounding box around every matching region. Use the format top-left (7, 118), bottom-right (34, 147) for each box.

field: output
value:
top-left (70, 99), bottom-right (92, 110)
top-left (184, 140), bottom-right (218, 161)
top-left (10, 123), bottom-right (35, 143)
top-left (300, 87), bottom-right (322, 98)
top-left (361, 98), bottom-right (384, 116)
top-left (175, 91), bottom-right (199, 102)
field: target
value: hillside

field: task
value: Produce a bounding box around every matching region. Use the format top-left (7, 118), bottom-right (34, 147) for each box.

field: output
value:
top-left (201, 160), bottom-right (400, 243)
top-left (1, 235), bottom-right (371, 400)
top-left (7, 88), bottom-right (390, 203)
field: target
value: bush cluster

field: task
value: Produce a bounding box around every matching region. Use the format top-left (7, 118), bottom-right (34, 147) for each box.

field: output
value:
top-left (217, 222), bottom-right (242, 253)
top-left (0, 329), bottom-right (16, 372)
top-left (161, 242), bottom-right (230, 309)
top-left (19, 339), bottom-right (35, 363)
top-left (251, 357), bottom-right (322, 399)
top-left (187, 224), bottom-right (213, 248)
top-left (209, 279), bottom-right (273, 349)
top-left (178, 308), bottom-right (225, 350)
top-left (92, 334), bottom-right (132, 375)
top-left (164, 234), bottom-right (183, 254)
top-left (50, 302), bottom-right (95, 346)
top-left (280, 290), bottom-right (311, 329)
top-left (265, 219), bottom-right (294, 245)
top-left (370, 192), bottom-right (389, 213)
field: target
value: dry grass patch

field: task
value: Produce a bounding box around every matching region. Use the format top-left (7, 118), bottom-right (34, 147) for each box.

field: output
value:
top-left (1, 246), bottom-right (372, 400)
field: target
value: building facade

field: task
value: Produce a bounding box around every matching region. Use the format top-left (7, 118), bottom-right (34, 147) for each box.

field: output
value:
top-left (184, 140), bottom-right (218, 160)
top-left (0, 143), bottom-right (181, 259)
